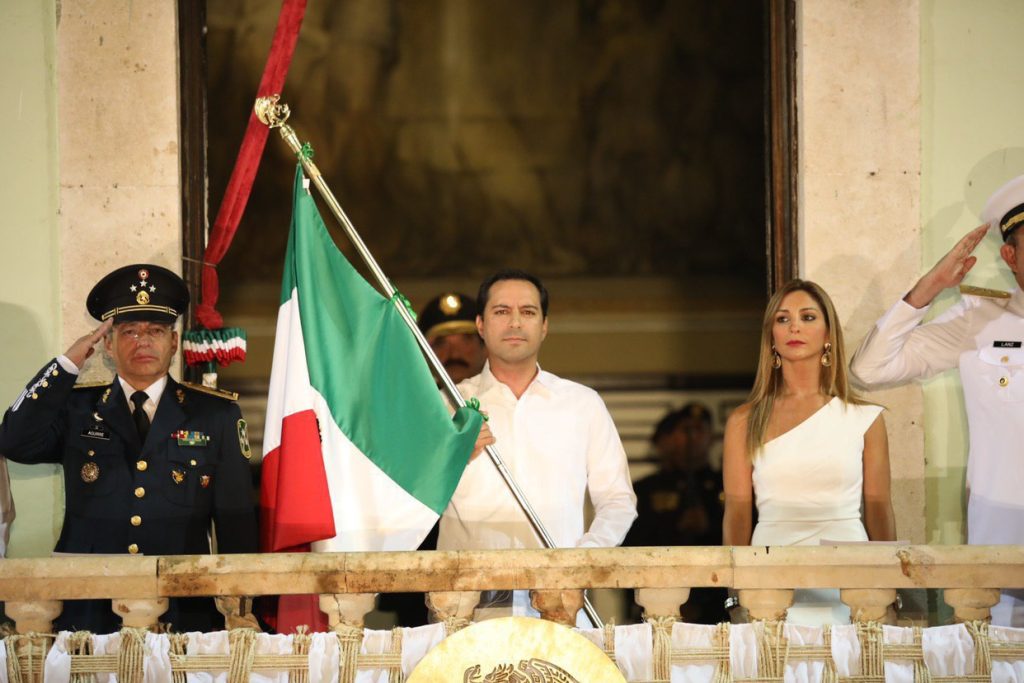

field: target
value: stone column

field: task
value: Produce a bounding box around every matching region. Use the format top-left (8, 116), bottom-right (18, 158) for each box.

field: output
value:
top-left (738, 589), bottom-right (793, 622)
top-left (5, 600), bottom-right (63, 634)
top-left (944, 588), bottom-right (1001, 623)
top-left (634, 587), bottom-right (691, 620)
top-left (530, 589), bottom-right (584, 627)
top-left (319, 593), bottom-right (377, 629)
top-left (112, 598), bottom-right (169, 629)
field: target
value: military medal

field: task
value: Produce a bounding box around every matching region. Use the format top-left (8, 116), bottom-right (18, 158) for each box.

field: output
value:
top-left (173, 430), bottom-right (210, 446)
top-left (200, 475), bottom-right (211, 488)
top-left (101, 387), bottom-right (111, 404)
top-left (81, 462), bottom-right (100, 483)
top-left (171, 469), bottom-right (186, 484)
top-left (176, 388), bottom-right (185, 404)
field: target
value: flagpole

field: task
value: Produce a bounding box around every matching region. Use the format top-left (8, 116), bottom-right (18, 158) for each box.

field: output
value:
top-left (255, 96), bottom-right (604, 629)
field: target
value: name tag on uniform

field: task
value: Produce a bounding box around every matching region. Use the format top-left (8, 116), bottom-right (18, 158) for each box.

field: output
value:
top-left (994, 341), bottom-right (1022, 348)
top-left (81, 426), bottom-right (111, 440)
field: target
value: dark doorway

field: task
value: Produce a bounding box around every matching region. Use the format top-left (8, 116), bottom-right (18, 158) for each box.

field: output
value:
top-left (182, 0), bottom-right (795, 383)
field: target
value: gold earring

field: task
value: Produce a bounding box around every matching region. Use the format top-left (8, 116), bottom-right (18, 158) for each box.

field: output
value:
top-left (772, 346), bottom-right (782, 369)
top-left (821, 341), bottom-right (832, 367)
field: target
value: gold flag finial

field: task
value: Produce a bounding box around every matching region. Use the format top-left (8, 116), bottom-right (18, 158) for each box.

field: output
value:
top-left (254, 95), bottom-right (291, 128)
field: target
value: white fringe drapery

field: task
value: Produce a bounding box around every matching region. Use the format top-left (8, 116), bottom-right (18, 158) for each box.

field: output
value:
top-left (3, 620), bottom-right (1023, 682)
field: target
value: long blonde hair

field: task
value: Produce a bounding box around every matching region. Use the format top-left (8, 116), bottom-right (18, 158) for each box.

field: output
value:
top-left (745, 279), bottom-right (866, 458)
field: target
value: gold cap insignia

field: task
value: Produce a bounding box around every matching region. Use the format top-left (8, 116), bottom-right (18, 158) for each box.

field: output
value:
top-left (81, 462), bottom-right (100, 483)
top-left (171, 469), bottom-right (185, 484)
top-left (439, 293), bottom-right (462, 315)
top-left (138, 268), bottom-right (150, 280)
top-left (136, 290), bottom-right (151, 305)
top-left (200, 474), bottom-right (211, 488)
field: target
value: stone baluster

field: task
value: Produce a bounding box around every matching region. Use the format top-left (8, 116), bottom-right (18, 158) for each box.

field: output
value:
top-left (530, 589), bottom-right (584, 627)
top-left (943, 588), bottom-right (1001, 622)
top-left (214, 595), bottom-right (261, 630)
top-left (840, 588), bottom-right (896, 624)
top-left (737, 589), bottom-right (793, 621)
top-left (319, 593), bottom-right (378, 629)
top-left (426, 591), bottom-right (481, 632)
top-left (112, 598), bottom-right (169, 629)
top-left (634, 587), bottom-right (691, 620)
top-left (5, 600), bottom-right (63, 634)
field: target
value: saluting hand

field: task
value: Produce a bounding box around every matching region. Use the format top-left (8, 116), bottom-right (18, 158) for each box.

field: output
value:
top-left (64, 319), bottom-right (113, 369)
top-left (905, 223), bottom-right (989, 308)
top-left (470, 419), bottom-right (496, 462)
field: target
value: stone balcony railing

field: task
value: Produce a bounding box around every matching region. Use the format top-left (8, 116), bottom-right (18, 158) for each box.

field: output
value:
top-left (0, 545), bottom-right (1022, 681)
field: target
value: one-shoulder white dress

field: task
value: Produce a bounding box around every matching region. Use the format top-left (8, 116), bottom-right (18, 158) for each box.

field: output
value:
top-left (751, 397), bottom-right (884, 626)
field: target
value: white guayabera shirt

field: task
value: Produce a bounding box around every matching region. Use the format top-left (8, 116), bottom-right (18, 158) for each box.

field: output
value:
top-left (438, 362), bottom-right (637, 553)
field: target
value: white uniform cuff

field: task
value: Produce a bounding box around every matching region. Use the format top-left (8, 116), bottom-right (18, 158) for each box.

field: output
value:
top-left (57, 355), bottom-right (81, 375)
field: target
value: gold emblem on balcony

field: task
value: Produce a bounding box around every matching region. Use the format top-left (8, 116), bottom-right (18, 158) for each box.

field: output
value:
top-left (408, 617), bottom-right (624, 683)
top-left (463, 659), bottom-right (579, 683)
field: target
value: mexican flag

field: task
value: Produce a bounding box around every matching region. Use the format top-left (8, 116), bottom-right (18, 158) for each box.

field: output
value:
top-left (260, 167), bottom-right (483, 628)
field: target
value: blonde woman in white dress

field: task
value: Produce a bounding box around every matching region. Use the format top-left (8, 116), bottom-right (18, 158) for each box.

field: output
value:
top-left (722, 279), bottom-right (896, 626)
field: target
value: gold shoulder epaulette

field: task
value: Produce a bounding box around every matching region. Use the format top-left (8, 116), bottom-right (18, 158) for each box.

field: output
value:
top-left (181, 382), bottom-right (239, 401)
top-left (959, 284), bottom-right (1012, 299)
top-left (73, 381), bottom-right (109, 390)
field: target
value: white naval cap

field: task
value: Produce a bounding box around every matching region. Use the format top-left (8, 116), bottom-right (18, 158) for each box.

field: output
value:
top-left (981, 175), bottom-right (1024, 242)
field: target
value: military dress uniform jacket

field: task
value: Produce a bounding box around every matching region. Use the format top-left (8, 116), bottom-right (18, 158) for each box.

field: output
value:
top-left (850, 288), bottom-right (1024, 547)
top-left (0, 359), bottom-right (258, 633)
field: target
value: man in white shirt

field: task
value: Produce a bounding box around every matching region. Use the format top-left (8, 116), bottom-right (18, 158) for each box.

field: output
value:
top-left (850, 176), bottom-right (1024, 626)
top-left (438, 269), bottom-right (637, 618)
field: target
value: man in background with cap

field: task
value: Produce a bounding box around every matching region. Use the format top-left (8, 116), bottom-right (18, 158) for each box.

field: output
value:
top-left (624, 403), bottom-right (726, 624)
top-left (0, 264), bottom-right (258, 633)
top-left (851, 176), bottom-right (1024, 626)
top-left (418, 292), bottom-right (487, 385)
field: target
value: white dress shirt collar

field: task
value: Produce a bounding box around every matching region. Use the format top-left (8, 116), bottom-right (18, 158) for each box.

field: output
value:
top-left (476, 361), bottom-right (553, 399)
top-left (118, 374), bottom-right (168, 421)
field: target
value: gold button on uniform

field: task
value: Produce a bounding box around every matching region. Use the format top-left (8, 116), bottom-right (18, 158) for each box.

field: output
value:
top-left (130, 515), bottom-right (142, 526)
top-left (87, 450), bottom-right (95, 457)
top-left (136, 460), bottom-right (148, 471)
top-left (134, 487), bottom-right (145, 498)
top-left (1002, 355), bottom-right (1010, 363)
top-left (128, 544), bottom-right (139, 554)
top-left (999, 377), bottom-right (1009, 387)
top-left (190, 459), bottom-right (197, 466)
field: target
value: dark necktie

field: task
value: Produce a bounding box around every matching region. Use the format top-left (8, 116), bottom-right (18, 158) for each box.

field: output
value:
top-left (130, 391), bottom-right (151, 442)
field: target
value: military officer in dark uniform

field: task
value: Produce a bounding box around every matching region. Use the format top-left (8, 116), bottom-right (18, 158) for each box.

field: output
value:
top-left (418, 292), bottom-right (487, 385)
top-left (0, 264), bottom-right (258, 633)
top-left (624, 403), bottom-right (728, 624)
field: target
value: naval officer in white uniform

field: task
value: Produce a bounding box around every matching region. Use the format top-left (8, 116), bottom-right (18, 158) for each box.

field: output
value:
top-left (850, 175), bottom-right (1024, 626)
